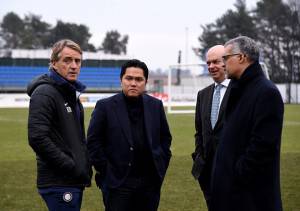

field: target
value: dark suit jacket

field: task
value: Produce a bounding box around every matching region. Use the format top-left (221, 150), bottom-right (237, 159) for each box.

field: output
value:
top-left (191, 81), bottom-right (231, 193)
top-left (210, 62), bottom-right (284, 211)
top-left (87, 93), bottom-right (172, 189)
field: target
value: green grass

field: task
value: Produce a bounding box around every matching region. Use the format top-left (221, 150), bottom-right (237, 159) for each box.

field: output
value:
top-left (0, 105), bottom-right (299, 210)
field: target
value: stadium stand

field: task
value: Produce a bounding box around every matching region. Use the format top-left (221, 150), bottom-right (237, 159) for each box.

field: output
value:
top-left (0, 49), bottom-right (131, 93)
top-left (0, 66), bottom-right (122, 92)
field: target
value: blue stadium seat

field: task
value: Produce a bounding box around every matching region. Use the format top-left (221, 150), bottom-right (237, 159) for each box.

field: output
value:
top-left (0, 66), bottom-right (121, 91)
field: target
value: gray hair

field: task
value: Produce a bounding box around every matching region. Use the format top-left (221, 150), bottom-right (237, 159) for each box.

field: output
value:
top-left (225, 36), bottom-right (260, 62)
top-left (50, 39), bottom-right (82, 69)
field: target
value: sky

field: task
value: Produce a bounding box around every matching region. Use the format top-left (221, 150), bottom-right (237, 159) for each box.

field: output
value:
top-left (0, 0), bottom-right (259, 70)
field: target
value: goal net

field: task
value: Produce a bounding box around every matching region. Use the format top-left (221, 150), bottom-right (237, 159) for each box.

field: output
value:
top-left (167, 63), bottom-right (213, 114)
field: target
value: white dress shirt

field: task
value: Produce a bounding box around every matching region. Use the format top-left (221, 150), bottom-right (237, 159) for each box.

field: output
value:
top-left (213, 79), bottom-right (230, 110)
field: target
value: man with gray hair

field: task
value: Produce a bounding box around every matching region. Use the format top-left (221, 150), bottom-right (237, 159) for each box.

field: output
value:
top-left (27, 39), bottom-right (92, 211)
top-left (209, 36), bottom-right (284, 211)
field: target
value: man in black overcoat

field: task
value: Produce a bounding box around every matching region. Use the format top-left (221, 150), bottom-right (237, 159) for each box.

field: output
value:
top-left (210, 36), bottom-right (284, 211)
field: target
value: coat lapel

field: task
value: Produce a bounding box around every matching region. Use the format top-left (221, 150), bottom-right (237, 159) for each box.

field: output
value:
top-left (143, 94), bottom-right (153, 147)
top-left (205, 84), bottom-right (215, 131)
top-left (215, 81), bottom-right (232, 129)
top-left (113, 93), bottom-right (133, 146)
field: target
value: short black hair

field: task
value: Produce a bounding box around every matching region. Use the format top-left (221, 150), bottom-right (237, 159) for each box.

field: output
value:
top-left (120, 59), bottom-right (149, 81)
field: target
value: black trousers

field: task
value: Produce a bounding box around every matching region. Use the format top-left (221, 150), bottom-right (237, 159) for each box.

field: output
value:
top-left (102, 176), bottom-right (161, 211)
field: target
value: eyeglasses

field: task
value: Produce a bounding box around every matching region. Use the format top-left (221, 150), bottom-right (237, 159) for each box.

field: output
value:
top-left (222, 53), bottom-right (241, 61)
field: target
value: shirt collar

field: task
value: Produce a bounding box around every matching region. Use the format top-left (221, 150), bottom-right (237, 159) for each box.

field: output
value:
top-left (214, 79), bottom-right (230, 88)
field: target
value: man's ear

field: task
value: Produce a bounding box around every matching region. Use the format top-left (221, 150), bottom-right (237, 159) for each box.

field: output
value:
top-left (239, 54), bottom-right (246, 64)
top-left (51, 62), bottom-right (57, 70)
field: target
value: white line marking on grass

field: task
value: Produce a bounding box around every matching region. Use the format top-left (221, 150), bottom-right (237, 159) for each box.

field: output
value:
top-left (0, 117), bottom-right (26, 123)
top-left (284, 121), bottom-right (300, 126)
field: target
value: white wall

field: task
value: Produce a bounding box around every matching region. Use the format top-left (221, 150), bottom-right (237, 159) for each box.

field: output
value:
top-left (0, 83), bottom-right (299, 108)
top-left (276, 84), bottom-right (300, 104)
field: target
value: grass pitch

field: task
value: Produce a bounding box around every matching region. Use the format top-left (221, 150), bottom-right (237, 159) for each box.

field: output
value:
top-left (0, 105), bottom-right (299, 210)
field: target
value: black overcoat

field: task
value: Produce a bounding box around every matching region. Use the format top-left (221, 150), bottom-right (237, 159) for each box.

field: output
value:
top-left (87, 93), bottom-right (172, 188)
top-left (210, 62), bottom-right (284, 211)
top-left (192, 82), bottom-right (231, 194)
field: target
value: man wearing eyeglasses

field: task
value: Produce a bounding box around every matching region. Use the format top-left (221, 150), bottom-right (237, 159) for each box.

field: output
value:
top-left (191, 45), bottom-right (231, 209)
top-left (210, 36), bottom-right (284, 211)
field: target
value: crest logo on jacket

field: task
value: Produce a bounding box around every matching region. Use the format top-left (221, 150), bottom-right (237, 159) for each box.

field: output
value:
top-left (63, 192), bottom-right (73, 202)
top-left (64, 103), bottom-right (72, 113)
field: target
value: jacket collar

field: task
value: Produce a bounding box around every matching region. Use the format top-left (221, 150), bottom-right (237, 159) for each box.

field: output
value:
top-left (48, 69), bottom-right (86, 93)
top-left (226, 61), bottom-right (264, 115)
top-left (232, 61), bottom-right (264, 88)
top-left (113, 93), bottom-right (152, 147)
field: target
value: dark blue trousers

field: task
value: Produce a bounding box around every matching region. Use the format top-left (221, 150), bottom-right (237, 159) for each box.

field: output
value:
top-left (102, 176), bottom-right (161, 211)
top-left (38, 187), bottom-right (83, 211)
